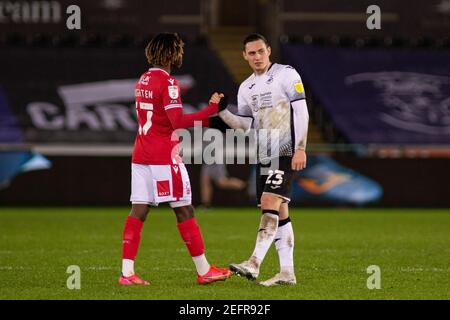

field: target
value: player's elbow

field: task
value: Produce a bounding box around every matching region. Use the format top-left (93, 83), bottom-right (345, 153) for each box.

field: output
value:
top-left (169, 118), bottom-right (185, 130)
top-left (171, 122), bottom-right (183, 130)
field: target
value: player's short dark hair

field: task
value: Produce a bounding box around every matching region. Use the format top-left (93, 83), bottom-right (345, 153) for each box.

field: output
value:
top-left (243, 33), bottom-right (270, 51)
top-left (145, 33), bottom-right (184, 67)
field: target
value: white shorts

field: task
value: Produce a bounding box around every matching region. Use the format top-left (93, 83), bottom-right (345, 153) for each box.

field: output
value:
top-left (130, 163), bottom-right (192, 208)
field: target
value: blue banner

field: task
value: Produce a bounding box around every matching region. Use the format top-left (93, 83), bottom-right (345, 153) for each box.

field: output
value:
top-left (282, 45), bottom-right (450, 144)
top-left (0, 152), bottom-right (52, 190)
top-left (291, 155), bottom-right (382, 206)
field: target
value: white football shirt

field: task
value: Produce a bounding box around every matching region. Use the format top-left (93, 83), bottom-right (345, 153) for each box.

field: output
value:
top-left (237, 63), bottom-right (307, 162)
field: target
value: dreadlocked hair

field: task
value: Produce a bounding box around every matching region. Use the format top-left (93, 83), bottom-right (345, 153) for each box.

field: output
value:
top-left (145, 33), bottom-right (184, 67)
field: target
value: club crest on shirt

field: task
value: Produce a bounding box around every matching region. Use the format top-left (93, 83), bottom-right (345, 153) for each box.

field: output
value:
top-left (168, 85), bottom-right (179, 99)
top-left (139, 75), bottom-right (150, 85)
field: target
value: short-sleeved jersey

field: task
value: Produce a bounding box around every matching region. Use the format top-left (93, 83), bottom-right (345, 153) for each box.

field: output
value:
top-left (132, 68), bottom-right (183, 165)
top-left (237, 63), bottom-right (306, 162)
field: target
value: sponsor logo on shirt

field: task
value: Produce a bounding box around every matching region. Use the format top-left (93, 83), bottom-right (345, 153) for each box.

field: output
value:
top-left (168, 78), bottom-right (175, 85)
top-left (251, 95), bottom-right (259, 112)
top-left (259, 92), bottom-right (273, 109)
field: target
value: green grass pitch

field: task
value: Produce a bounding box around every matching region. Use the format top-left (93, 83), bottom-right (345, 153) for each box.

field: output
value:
top-left (0, 207), bottom-right (449, 299)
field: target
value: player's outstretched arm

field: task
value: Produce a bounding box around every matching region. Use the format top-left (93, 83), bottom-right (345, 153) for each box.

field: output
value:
top-left (217, 91), bottom-right (252, 131)
top-left (166, 102), bottom-right (219, 129)
top-left (218, 109), bottom-right (253, 132)
top-left (165, 92), bottom-right (229, 129)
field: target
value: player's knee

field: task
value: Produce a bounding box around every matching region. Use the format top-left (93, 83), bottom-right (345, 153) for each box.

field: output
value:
top-left (260, 193), bottom-right (282, 210)
top-left (173, 205), bottom-right (194, 222)
top-left (130, 204), bottom-right (149, 222)
top-left (279, 203), bottom-right (289, 220)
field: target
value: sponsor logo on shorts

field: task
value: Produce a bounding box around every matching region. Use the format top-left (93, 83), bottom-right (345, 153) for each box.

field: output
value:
top-left (156, 180), bottom-right (170, 197)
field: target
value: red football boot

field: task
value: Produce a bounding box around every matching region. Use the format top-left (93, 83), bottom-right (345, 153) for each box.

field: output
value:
top-left (197, 266), bottom-right (232, 285)
top-left (118, 273), bottom-right (150, 285)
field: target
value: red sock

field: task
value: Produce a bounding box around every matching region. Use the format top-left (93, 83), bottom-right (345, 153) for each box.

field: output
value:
top-left (177, 218), bottom-right (205, 257)
top-left (122, 215), bottom-right (144, 260)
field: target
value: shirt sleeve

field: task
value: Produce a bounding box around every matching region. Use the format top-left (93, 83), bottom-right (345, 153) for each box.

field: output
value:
top-left (237, 85), bottom-right (252, 116)
top-left (282, 66), bottom-right (306, 102)
top-left (291, 99), bottom-right (309, 150)
top-left (161, 77), bottom-right (183, 111)
top-left (219, 109), bottom-right (253, 132)
top-left (162, 77), bottom-right (219, 129)
top-left (218, 84), bottom-right (253, 132)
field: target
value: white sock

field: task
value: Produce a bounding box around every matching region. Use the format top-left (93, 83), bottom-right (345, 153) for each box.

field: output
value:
top-left (193, 254), bottom-right (210, 276)
top-left (251, 211), bottom-right (279, 262)
top-left (274, 218), bottom-right (294, 274)
top-left (122, 259), bottom-right (135, 277)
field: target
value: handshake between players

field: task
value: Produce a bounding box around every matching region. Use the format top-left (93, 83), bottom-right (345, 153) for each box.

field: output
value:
top-left (210, 92), bottom-right (229, 113)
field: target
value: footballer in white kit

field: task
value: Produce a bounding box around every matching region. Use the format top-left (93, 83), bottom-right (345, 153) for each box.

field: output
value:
top-left (220, 33), bottom-right (309, 286)
top-left (223, 62), bottom-right (309, 205)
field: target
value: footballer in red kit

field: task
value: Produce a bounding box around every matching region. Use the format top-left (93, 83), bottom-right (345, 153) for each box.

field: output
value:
top-left (133, 68), bottom-right (210, 165)
top-left (119, 33), bottom-right (232, 286)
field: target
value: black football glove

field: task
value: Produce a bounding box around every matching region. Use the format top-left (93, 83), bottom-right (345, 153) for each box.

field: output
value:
top-left (208, 116), bottom-right (231, 132)
top-left (218, 93), bottom-right (228, 112)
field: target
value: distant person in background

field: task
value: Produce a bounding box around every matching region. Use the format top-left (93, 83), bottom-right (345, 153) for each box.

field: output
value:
top-left (199, 163), bottom-right (247, 209)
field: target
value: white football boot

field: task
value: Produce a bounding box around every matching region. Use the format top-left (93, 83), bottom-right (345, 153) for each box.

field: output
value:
top-left (259, 271), bottom-right (297, 286)
top-left (229, 258), bottom-right (260, 280)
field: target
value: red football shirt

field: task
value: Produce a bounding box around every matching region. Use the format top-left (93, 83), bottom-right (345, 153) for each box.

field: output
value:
top-left (132, 68), bottom-right (184, 165)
